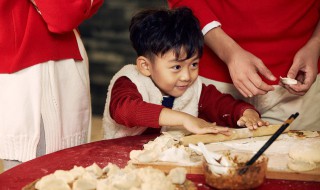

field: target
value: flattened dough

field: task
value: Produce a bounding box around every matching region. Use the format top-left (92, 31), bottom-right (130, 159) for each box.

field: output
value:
top-left (287, 130), bottom-right (319, 139)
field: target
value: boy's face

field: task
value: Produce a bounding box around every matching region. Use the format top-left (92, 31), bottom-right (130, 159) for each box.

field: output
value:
top-left (148, 50), bottom-right (199, 97)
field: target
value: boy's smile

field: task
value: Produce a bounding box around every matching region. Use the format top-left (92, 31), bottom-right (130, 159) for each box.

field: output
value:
top-left (147, 50), bottom-right (199, 97)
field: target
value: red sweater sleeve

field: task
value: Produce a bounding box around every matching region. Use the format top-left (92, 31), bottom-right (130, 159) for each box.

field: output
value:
top-left (198, 84), bottom-right (257, 128)
top-left (109, 77), bottom-right (164, 128)
top-left (33, 0), bottom-right (104, 33)
top-left (168, 0), bottom-right (219, 29)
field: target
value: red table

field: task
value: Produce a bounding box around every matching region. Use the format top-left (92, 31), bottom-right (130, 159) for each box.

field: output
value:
top-left (0, 134), bottom-right (319, 189)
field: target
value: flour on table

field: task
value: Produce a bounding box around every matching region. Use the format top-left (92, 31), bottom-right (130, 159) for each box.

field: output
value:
top-left (206, 134), bottom-right (294, 154)
top-left (130, 130), bottom-right (320, 173)
top-left (206, 134), bottom-right (295, 171)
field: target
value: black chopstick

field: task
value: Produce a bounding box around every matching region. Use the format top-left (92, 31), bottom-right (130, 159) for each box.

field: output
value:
top-left (239, 112), bottom-right (299, 175)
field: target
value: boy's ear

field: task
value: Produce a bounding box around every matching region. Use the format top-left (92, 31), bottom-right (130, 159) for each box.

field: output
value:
top-left (136, 56), bottom-right (151, 76)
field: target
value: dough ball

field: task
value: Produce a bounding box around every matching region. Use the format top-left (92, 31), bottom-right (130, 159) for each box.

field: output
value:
top-left (287, 159), bottom-right (317, 172)
top-left (288, 141), bottom-right (320, 163)
top-left (167, 167), bottom-right (187, 184)
top-left (287, 141), bottom-right (320, 172)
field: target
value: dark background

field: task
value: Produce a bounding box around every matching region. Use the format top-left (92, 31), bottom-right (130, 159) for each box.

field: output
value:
top-left (79, 0), bottom-right (168, 115)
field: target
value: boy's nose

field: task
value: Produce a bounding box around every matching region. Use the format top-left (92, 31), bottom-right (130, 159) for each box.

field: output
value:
top-left (180, 70), bottom-right (191, 81)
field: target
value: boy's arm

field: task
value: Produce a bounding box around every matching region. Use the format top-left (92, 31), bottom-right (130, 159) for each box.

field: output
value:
top-left (198, 84), bottom-right (257, 128)
top-left (110, 77), bottom-right (230, 135)
top-left (110, 77), bottom-right (163, 128)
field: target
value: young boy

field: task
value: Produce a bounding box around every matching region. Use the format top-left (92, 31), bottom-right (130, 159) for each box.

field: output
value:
top-left (102, 7), bottom-right (269, 139)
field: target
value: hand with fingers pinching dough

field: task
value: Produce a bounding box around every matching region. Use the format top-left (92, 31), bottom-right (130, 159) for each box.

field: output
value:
top-left (237, 109), bottom-right (269, 130)
top-left (280, 38), bottom-right (320, 96)
top-left (227, 48), bottom-right (277, 98)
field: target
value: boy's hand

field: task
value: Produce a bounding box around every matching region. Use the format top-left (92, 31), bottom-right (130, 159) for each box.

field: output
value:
top-left (237, 109), bottom-right (269, 130)
top-left (182, 115), bottom-right (231, 135)
top-left (159, 108), bottom-right (230, 135)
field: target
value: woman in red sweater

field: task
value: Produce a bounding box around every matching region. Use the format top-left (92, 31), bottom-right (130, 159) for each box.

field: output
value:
top-left (0, 0), bottom-right (103, 170)
top-left (168, 0), bottom-right (320, 130)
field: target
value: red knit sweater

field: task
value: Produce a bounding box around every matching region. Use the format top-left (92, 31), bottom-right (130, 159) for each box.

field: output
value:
top-left (0, 0), bottom-right (103, 73)
top-left (168, 0), bottom-right (320, 85)
top-left (109, 77), bottom-right (256, 133)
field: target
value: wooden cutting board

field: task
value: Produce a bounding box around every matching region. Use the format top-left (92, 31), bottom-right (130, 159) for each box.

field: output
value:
top-left (133, 133), bottom-right (320, 182)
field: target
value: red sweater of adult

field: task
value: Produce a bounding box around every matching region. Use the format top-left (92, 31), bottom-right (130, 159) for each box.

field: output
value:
top-left (168, 0), bottom-right (320, 85)
top-left (109, 77), bottom-right (256, 133)
top-left (0, 0), bottom-right (103, 73)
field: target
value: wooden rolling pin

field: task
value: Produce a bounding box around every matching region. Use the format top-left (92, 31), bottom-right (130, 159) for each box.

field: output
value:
top-left (180, 124), bottom-right (285, 146)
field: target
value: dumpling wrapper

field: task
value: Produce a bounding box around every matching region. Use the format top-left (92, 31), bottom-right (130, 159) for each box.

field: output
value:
top-left (280, 77), bottom-right (298, 85)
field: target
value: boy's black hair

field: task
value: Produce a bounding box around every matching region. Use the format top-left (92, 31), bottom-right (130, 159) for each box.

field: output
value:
top-left (129, 7), bottom-right (204, 61)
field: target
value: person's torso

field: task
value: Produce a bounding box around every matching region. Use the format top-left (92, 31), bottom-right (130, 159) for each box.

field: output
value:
top-left (0, 0), bottom-right (81, 73)
top-left (200, 0), bottom-right (320, 84)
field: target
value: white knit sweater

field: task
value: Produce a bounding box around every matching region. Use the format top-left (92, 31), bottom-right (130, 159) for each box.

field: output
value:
top-left (102, 64), bottom-right (202, 139)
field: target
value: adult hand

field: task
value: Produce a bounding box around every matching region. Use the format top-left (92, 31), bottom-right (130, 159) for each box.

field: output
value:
top-left (281, 37), bottom-right (320, 96)
top-left (204, 27), bottom-right (276, 98)
top-left (226, 48), bottom-right (276, 97)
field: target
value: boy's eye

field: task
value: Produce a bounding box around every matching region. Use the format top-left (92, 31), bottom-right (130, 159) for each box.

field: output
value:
top-left (191, 62), bottom-right (198, 68)
top-left (172, 65), bottom-right (181, 70)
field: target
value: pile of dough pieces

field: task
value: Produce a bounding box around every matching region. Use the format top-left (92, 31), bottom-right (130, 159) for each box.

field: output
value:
top-left (34, 163), bottom-right (187, 190)
top-left (287, 140), bottom-right (320, 172)
top-left (130, 132), bottom-right (195, 164)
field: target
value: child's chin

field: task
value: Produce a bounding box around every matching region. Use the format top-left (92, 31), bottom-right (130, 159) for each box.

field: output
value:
top-left (172, 91), bottom-right (185, 97)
